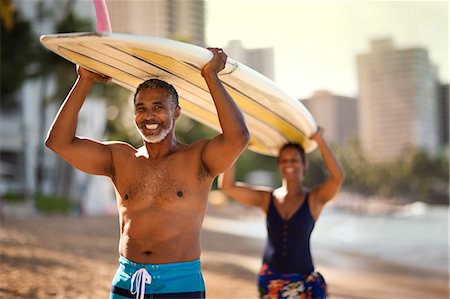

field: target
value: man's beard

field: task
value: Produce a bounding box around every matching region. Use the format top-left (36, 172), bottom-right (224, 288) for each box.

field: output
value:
top-left (137, 120), bottom-right (174, 144)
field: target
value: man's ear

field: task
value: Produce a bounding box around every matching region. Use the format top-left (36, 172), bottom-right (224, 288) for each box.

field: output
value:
top-left (174, 105), bottom-right (181, 120)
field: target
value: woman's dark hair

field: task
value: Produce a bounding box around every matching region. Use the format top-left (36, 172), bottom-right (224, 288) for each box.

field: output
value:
top-left (133, 79), bottom-right (179, 108)
top-left (278, 143), bottom-right (306, 165)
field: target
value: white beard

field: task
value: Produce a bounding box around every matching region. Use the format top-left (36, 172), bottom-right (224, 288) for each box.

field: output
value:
top-left (136, 120), bottom-right (174, 144)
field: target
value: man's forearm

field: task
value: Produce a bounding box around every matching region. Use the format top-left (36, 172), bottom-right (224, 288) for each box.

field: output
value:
top-left (45, 77), bottom-right (94, 150)
top-left (203, 73), bottom-right (249, 142)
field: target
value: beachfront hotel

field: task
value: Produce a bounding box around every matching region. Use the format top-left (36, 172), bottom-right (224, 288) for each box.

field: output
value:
top-left (357, 38), bottom-right (441, 161)
top-left (106, 0), bottom-right (205, 46)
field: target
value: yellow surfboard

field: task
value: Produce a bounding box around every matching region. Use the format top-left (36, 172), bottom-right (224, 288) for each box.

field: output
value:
top-left (40, 32), bottom-right (317, 156)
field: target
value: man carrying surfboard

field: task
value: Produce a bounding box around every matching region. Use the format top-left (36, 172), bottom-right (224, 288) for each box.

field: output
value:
top-left (45, 48), bottom-right (249, 299)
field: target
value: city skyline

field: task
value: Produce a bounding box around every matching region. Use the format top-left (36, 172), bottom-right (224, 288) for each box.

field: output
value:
top-left (205, 0), bottom-right (449, 99)
top-left (1, 0), bottom-right (447, 211)
top-left (357, 38), bottom-right (442, 160)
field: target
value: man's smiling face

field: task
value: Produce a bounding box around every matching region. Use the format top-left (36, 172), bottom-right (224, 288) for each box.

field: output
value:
top-left (134, 88), bottom-right (180, 144)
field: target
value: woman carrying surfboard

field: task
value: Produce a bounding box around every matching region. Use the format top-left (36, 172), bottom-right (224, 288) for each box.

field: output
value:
top-left (219, 127), bottom-right (344, 299)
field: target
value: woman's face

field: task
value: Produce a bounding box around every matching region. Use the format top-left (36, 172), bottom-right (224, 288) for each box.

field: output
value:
top-left (278, 147), bottom-right (306, 180)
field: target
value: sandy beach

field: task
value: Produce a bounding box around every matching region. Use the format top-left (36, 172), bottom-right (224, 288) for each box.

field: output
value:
top-left (0, 203), bottom-right (448, 299)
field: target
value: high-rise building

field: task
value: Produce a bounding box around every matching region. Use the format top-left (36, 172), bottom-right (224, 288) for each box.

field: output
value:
top-left (106, 0), bottom-right (205, 46)
top-left (357, 39), bottom-right (439, 161)
top-left (301, 91), bottom-right (358, 147)
top-left (224, 40), bottom-right (275, 80)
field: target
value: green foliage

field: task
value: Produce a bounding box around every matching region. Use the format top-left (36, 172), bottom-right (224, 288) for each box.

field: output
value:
top-left (303, 150), bottom-right (328, 188)
top-left (231, 146), bottom-right (332, 190)
top-left (211, 142), bottom-right (331, 190)
top-left (34, 193), bottom-right (74, 214)
top-left (103, 87), bottom-right (139, 144)
top-left (2, 192), bottom-right (24, 203)
top-left (0, 7), bottom-right (37, 108)
top-left (236, 150), bottom-right (278, 183)
top-left (176, 116), bottom-right (218, 144)
top-left (335, 139), bottom-right (449, 204)
top-left (227, 136), bottom-right (448, 205)
top-left (40, 10), bottom-right (94, 103)
top-left (0, 1), bottom-right (95, 108)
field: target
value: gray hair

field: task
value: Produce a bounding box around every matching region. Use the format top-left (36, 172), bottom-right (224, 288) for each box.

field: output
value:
top-left (133, 79), bottom-right (179, 108)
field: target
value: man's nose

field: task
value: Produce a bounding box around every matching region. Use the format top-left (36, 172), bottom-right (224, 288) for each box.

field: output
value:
top-left (144, 110), bottom-right (156, 119)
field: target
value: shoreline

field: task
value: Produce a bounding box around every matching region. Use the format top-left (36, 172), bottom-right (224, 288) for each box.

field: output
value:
top-left (202, 208), bottom-right (449, 299)
top-left (0, 210), bottom-right (448, 299)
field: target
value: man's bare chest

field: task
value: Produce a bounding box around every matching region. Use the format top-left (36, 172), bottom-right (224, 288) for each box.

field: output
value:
top-left (129, 165), bottom-right (184, 198)
top-left (114, 155), bottom-right (210, 204)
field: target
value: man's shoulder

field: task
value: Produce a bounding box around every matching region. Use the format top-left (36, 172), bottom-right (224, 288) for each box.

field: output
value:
top-left (177, 139), bottom-right (209, 152)
top-left (104, 141), bottom-right (137, 153)
top-left (171, 140), bottom-right (210, 162)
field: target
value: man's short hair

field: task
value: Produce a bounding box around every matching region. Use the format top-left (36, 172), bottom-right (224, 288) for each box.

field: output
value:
top-left (134, 79), bottom-right (179, 108)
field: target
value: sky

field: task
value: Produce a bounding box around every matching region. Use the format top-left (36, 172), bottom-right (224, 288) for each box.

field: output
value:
top-left (205, 0), bottom-right (449, 99)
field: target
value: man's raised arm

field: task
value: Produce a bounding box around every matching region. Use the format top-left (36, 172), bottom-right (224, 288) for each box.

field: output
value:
top-left (200, 48), bottom-right (250, 176)
top-left (45, 66), bottom-right (114, 176)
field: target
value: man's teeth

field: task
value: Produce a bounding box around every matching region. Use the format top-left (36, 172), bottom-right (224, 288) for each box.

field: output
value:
top-left (145, 124), bottom-right (158, 130)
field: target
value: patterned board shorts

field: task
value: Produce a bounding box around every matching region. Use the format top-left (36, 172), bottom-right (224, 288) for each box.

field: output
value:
top-left (258, 263), bottom-right (328, 299)
top-left (110, 256), bottom-right (206, 299)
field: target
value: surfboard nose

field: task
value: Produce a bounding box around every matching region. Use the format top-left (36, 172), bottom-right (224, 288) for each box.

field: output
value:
top-left (93, 0), bottom-right (112, 33)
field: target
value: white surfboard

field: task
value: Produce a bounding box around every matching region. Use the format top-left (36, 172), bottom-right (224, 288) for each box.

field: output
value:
top-left (40, 32), bottom-right (317, 156)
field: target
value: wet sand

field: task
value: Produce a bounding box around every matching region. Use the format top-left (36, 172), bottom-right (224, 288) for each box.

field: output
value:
top-left (0, 205), bottom-right (448, 299)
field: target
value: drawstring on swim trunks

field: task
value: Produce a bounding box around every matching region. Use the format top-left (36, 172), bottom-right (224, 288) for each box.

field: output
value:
top-left (130, 268), bottom-right (152, 299)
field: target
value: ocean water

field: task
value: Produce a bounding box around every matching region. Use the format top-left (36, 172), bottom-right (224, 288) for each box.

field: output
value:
top-left (313, 203), bottom-right (448, 276)
top-left (204, 202), bottom-right (448, 276)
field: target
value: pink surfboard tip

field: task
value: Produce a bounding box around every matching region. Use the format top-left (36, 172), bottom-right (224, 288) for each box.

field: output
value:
top-left (93, 0), bottom-right (112, 32)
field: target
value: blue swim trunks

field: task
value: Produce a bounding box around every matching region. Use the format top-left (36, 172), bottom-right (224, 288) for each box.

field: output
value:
top-left (110, 256), bottom-right (206, 299)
